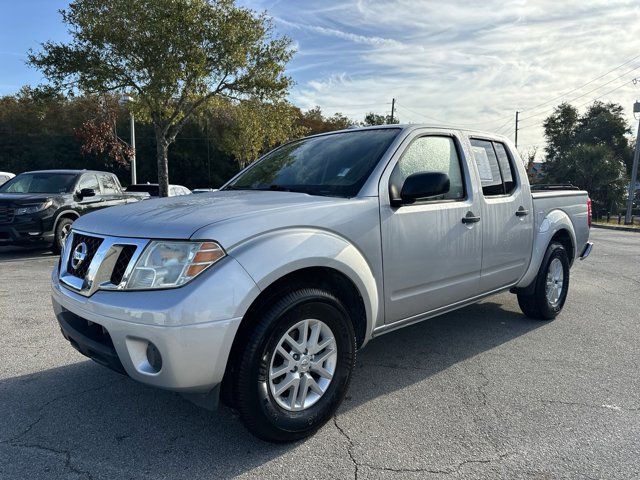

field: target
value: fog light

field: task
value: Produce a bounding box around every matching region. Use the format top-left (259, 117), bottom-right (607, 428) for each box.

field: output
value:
top-left (146, 342), bottom-right (162, 372)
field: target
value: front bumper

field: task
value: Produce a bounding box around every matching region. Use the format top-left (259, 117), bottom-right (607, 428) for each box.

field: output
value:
top-left (51, 256), bottom-right (260, 393)
top-left (0, 211), bottom-right (55, 245)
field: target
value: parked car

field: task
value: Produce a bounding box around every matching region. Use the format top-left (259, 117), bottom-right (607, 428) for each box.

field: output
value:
top-left (126, 183), bottom-right (191, 197)
top-left (51, 126), bottom-right (592, 442)
top-left (0, 172), bottom-right (14, 186)
top-left (192, 188), bottom-right (218, 194)
top-left (0, 169), bottom-right (144, 252)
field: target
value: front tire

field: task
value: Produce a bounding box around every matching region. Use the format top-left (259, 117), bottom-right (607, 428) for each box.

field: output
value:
top-left (233, 288), bottom-right (356, 443)
top-left (52, 217), bottom-right (74, 254)
top-left (517, 242), bottom-right (570, 320)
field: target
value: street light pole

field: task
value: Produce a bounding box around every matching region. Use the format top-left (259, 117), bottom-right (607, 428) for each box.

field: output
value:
top-left (624, 104), bottom-right (640, 224)
top-left (120, 95), bottom-right (137, 185)
top-left (129, 111), bottom-right (137, 185)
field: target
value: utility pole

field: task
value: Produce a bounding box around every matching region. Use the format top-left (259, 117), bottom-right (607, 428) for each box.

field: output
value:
top-left (120, 95), bottom-right (137, 185)
top-left (624, 101), bottom-right (640, 224)
top-left (389, 98), bottom-right (395, 124)
top-left (515, 111), bottom-right (519, 148)
top-left (129, 111), bottom-right (137, 185)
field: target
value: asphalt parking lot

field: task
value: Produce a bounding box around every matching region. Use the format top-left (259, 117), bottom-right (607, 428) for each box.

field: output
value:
top-left (0, 228), bottom-right (638, 479)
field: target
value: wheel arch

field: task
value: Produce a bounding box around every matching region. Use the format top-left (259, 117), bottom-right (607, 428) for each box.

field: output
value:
top-left (53, 209), bottom-right (80, 232)
top-left (514, 209), bottom-right (576, 291)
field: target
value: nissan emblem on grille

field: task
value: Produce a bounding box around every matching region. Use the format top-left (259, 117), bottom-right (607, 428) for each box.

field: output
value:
top-left (71, 242), bottom-right (88, 270)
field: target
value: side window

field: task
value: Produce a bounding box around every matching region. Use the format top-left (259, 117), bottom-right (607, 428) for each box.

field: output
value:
top-left (77, 174), bottom-right (100, 193)
top-left (390, 136), bottom-right (465, 202)
top-left (100, 174), bottom-right (118, 194)
top-left (493, 142), bottom-right (517, 194)
top-left (470, 139), bottom-right (504, 196)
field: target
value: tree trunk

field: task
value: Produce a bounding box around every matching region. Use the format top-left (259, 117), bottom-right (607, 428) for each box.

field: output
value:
top-left (155, 128), bottom-right (170, 197)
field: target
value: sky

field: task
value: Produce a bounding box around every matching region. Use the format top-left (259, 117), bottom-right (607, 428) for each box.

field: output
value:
top-left (1, 0), bottom-right (640, 154)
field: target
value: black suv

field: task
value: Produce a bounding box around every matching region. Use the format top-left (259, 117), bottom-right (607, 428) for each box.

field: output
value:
top-left (0, 170), bottom-right (144, 252)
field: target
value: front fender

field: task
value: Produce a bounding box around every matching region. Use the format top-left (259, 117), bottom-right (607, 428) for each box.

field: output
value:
top-left (515, 209), bottom-right (576, 289)
top-left (229, 228), bottom-right (380, 346)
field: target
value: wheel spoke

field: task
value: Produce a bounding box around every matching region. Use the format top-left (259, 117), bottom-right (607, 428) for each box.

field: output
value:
top-left (307, 321), bottom-right (321, 353)
top-left (315, 336), bottom-right (334, 353)
top-left (296, 373), bottom-right (310, 407)
top-left (310, 362), bottom-right (334, 380)
top-left (288, 376), bottom-right (301, 409)
top-left (270, 363), bottom-right (290, 380)
top-left (277, 345), bottom-right (295, 363)
top-left (274, 373), bottom-right (298, 397)
top-left (283, 334), bottom-right (303, 354)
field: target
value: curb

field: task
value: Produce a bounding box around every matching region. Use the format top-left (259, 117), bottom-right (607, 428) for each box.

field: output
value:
top-left (592, 223), bottom-right (640, 233)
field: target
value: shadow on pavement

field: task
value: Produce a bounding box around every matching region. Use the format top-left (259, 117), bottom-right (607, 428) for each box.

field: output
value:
top-left (0, 245), bottom-right (56, 261)
top-left (0, 300), bottom-right (543, 478)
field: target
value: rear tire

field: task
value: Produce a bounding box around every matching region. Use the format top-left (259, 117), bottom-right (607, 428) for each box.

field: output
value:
top-left (517, 242), bottom-right (570, 320)
top-left (233, 288), bottom-right (356, 443)
top-left (52, 217), bottom-right (74, 254)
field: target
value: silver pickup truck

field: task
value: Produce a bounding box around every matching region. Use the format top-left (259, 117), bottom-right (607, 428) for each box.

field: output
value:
top-left (51, 125), bottom-right (592, 442)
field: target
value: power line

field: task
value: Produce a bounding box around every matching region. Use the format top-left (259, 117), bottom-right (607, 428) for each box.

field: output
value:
top-left (517, 76), bottom-right (639, 132)
top-left (518, 64), bottom-right (640, 122)
top-left (519, 52), bottom-right (640, 115)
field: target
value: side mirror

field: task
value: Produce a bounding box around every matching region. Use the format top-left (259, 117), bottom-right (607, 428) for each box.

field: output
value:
top-left (78, 188), bottom-right (96, 199)
top-left (391, 172), bottom-right (450, 207)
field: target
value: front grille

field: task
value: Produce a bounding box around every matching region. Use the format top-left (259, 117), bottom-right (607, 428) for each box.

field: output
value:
top-left (67, 233), bottom-right (104, 279)
top-left (110, 245), bottom-right (137, 286)
top-left (0, 206), bottom-right (14, 224)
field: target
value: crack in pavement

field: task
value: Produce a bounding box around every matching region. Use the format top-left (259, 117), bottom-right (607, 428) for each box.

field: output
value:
top-left (333, 414), bottom-right (359, 479)
top-left (5, 442), bottom-right (94, 480)
top-left (360, 451), bottom-right (516, 476)
top-left (333, 412), bottom-right (517, 478)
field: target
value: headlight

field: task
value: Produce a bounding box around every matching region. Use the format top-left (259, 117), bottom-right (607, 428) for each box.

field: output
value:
top-left (125, 240), bottom-right (225, 290)
top-left (15, 200), bottom-right (53, 215)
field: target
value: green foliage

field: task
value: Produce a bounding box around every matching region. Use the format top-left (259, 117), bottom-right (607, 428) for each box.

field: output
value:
top-left (542, 101), bottom-right (632, 210)
top-left (28, 0), bottom-right (294, 196)
top-left (210, 98), bottom-right (305, 168)
top-left (298, 107), bottom-right (353, 134)
top-left (0, 90), bottom-right (361, 188)
top-left (362, 111), bottom-right (399, 126)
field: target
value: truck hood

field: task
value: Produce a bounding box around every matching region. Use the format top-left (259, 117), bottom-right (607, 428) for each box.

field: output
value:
top-left (0, 193), bottom-right (56, 204)
top-left (72, 190), bottom-right (350, 240)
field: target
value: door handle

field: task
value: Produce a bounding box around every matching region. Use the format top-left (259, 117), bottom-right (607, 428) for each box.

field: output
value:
top-left (516, 207), bottom-right (529, 217)
top-left (462, 211), bottom-right (481, 224)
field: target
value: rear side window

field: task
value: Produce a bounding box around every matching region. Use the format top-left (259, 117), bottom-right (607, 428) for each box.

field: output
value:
top-left (100, 174), bottom-right (119, 194)
top-left (390, 136), bottom-right (465, 201)
top-left (493, 143), bottom-right (516, 194)
top-left (470, 139), bottom-right (517, 196)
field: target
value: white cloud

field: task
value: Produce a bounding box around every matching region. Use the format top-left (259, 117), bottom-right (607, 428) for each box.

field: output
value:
top-left (245, 0), bottom-right (640, 155)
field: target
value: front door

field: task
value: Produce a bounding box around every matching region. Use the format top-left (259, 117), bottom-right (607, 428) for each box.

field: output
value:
top-left (380, 133), bottom-right (483, 325)
top-left (469, 139), bottom-right (533, 292)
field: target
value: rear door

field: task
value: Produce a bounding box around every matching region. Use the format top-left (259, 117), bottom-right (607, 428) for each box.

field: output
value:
top-left (98, 173), bottom-right (126, 208)
top-left (469, 139), bottom-right (533, 292)
top-left (75, 173), bottom-right (104, 214)
top-left (380, 131), bottom-right (484, 325)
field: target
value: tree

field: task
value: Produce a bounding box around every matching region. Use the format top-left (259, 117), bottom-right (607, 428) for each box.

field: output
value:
top-left (297, 106), bottom-right (353, 135)
top-left (75, 95), bottom-right (133, 167)
top-left (211, 98), bottom-right (304, 168)
top-left (362, 112), bottom-right (399, 126)
top-left (28, 0), bottom-right (293, 196)
top-left (542, 101), bottom-right (632, 210)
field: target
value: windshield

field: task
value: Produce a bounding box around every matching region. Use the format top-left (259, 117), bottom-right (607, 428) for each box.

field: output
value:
top-left (0, 173), bottom-right (77, 194)
top-left (225, 128), bottom-right (400, 197)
